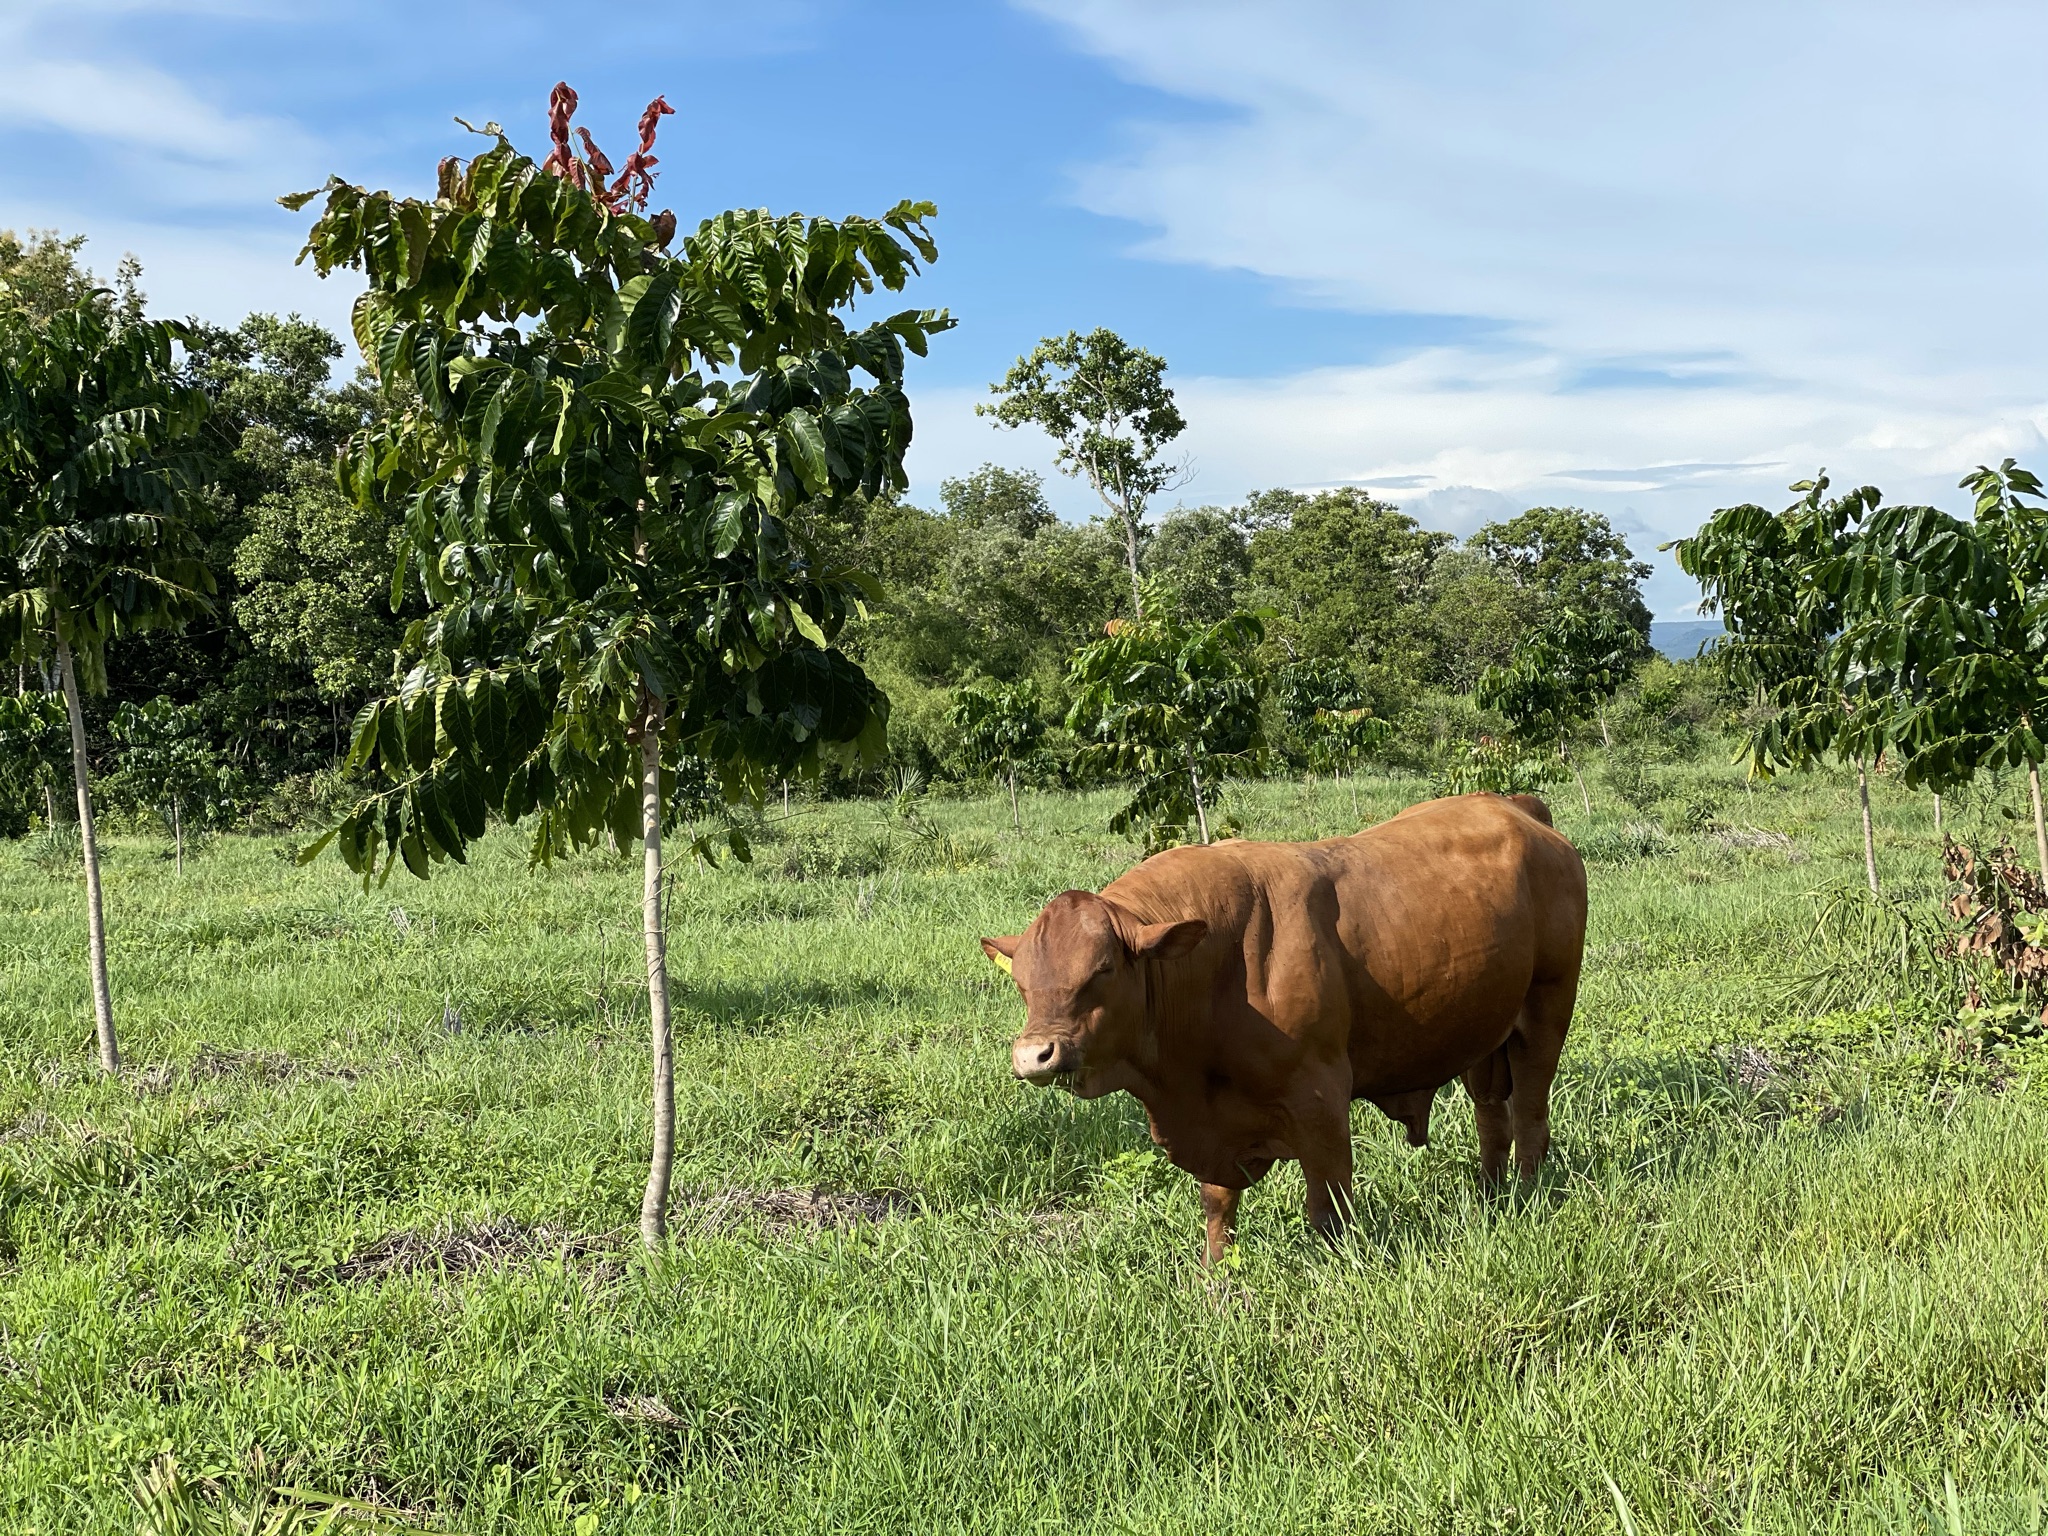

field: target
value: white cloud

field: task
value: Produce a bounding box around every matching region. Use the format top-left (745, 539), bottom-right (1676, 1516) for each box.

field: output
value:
top-left (0, 2), bottom-right (322, 208)
top-left (968, 0), bottom-right (2048, 612)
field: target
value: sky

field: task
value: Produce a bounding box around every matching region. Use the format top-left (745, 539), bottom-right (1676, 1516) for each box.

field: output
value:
top-left (6, 0), bottom-right (2047, 618)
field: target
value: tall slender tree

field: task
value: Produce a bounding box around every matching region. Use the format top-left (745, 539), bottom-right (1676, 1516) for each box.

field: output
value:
top-left (288, 86), bottom-right (949, 1246)
top-left (0, 290), bottom-right (213, 1071)
top-left (979, 329), bottom-right (1184, 616)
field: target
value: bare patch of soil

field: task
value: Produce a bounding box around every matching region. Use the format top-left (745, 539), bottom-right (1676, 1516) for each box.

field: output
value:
top-left (331, 1218), bottom-right (621, 1283)
top-left (1719, 1044), bottom-right (1780, 1093)
top-left (189, 1043), bottom-right (300, 1084)
top-left (1712, 826), bottom-right (1807, 862)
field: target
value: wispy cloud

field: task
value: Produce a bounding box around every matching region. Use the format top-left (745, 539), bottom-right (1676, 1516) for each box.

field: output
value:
top-left (954, 0), bottom-right (2048, 609)
top-left (0, 1), bottom-right (321, 208)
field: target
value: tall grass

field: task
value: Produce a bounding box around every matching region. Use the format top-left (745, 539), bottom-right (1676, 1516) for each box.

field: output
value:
top-left (2, 767), bottom-right (2044, 1532)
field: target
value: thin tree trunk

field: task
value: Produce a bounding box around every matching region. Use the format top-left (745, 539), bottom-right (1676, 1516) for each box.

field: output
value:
top-left (172, 799), bottom-right (183, 876)
top-left (57, 638), bottom-right (118, 1074)
top-left (1856, 758), bottom-right (1879, 895)
top-left (1188, 754), bottom-right (1211, 845)
top-left (1574, 766), bottom-right (1591, 817)
top-left (1348, 768), bottom-right (1360, 821)
top-left (637, 689), bottom-right (677, 1250)
top-left (43, 784), bottom-right (57, 828)
top-left (1933, 792), bottom-right (1943, 838)
top-left (1123, 516), bottom-right (1144, 618)
top-left (1007, 767), bottom-right (1021, 835)
top-left (2030, 761), bottom-right (2048, 885)
top-left (1598, 710), bottom-right (1612, 749)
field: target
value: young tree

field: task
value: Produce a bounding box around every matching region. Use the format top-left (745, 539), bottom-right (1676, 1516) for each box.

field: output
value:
top-left (979, 329), bottom-right (1185, 616)
top-left (287, 85), bottom-right (949, 1247)
top-left (1067, 603), bottom-right (1266, 850)
top-left (0, 290), bottom-right (213, 1073)
top-left (1831, 460), bottom-right (2048, 879)
top-left (949, 678), bottom-right (1044, 832)
top-left (1670, 474), bottom-right (1887, 890)
top-left (1476, 605), bottom-right (1636, 816)
top-left (0, 687), bottom-right (68, 829)
top-left (1276, 656), bottom-right (1387, 812)
top-left (108, 697), bottom-right (237, 873)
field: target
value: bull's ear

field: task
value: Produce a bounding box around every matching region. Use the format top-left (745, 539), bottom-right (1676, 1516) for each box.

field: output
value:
top-left (1131, 920), bottom-right (1206, 960)
top-left (981, 935), bottom-right (1021, 975)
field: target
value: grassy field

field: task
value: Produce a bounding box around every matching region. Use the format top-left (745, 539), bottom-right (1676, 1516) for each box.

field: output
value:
top-left (3, 762), bottom-right (2046, 1533)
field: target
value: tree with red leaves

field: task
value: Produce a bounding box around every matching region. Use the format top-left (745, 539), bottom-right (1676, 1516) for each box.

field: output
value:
top-left (539, 83), bottom-right (677, 239)
top-left (286, 85), bottom-right (950, 1246)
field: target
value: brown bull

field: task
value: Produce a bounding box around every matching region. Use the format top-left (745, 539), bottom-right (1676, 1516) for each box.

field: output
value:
top-left (982, 793), bottom-right (1586, 1263)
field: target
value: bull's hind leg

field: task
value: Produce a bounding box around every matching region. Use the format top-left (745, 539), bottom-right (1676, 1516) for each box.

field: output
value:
top-left (1505, 978), bottom-right (1575, 1178)
top-left (1462, 1049), bottom-right (1514, 1185)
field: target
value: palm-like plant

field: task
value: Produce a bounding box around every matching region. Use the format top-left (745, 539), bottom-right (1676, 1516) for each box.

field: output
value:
top-left (0, 290), bottom-right (213, 1071)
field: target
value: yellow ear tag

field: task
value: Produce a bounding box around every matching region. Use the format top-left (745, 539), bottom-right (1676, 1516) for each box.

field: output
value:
top-left (990, 950), bottom-right (1013, 976)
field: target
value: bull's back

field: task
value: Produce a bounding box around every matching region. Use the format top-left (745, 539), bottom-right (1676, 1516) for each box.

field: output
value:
top-left (1337, 795), bottom-right (1584, 1091)
top-left (1106, 795), bottom-right (1585, 1094)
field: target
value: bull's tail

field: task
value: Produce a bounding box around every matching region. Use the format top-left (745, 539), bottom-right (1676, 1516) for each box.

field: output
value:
top-left (1506, 793), bottom-right (1553, 827)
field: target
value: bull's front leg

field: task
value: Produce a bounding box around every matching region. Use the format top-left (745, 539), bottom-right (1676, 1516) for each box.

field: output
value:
top-left (1294, 1087), bottom-right (1356, 1244)
top-left (1200, 1183), bottom-right (1240, 1266)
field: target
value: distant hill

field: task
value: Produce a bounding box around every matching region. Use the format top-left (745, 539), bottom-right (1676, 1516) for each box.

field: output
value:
top-left (1650, 619), bottom-right (1724, 660)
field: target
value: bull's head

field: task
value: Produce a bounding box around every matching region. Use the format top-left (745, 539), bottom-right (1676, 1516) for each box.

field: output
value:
top-left (983, 890), bottom-right (1207, 1095)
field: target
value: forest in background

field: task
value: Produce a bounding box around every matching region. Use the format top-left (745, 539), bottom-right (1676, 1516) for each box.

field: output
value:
top-left (0, 227), bottom-right (1709, 843)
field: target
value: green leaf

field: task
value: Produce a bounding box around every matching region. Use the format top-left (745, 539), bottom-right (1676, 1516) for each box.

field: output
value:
top-left (787, 600), bottom-right (828, 649)
top-left (780, 407), bottom-right (830, 495)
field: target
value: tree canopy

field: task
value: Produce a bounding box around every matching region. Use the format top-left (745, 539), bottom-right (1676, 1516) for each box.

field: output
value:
top-left (981, 328), bottom-right (1184, 614)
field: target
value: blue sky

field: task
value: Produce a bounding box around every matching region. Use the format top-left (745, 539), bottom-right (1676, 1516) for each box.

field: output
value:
top-left (7, 0), bottom-right (2048, 618)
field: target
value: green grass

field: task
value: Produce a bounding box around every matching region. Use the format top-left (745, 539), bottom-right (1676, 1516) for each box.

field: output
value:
top-left (4, 765), bottom-right (2047, 1533)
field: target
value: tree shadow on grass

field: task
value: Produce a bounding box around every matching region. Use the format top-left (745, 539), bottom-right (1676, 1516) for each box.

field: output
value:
top-left (669, 974), bottom-right (909, 1038)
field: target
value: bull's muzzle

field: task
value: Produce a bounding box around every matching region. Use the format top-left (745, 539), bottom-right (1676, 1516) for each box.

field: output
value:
top-left (1011, 1035), bottom-right (1080, 1085)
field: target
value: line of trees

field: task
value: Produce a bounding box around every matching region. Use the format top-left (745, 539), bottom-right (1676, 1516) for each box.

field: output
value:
top-left (43, 79), bottom-right (2044, 1239)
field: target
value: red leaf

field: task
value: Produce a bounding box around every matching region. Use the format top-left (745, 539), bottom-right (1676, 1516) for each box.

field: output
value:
top-left (575, 127), bottom-right (614, 181)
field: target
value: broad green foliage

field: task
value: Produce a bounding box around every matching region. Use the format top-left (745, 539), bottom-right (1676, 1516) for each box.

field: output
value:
top-left (1831, 460), bottom-right (2048, 791)
top-left (1435, 734), bottom-right (1564, 797)
top-left (1670, 473), bottom-right (1884, 779)
top-left (949, 678), bottom-right (1045, 775)
top-left (1066, 604), bottom-right (1266, 848)
top-left (1470, 504), bottom-right (1655, 642)
top-left (0, 689), bottom-right (65, 790)
top-left (108, 696), bottom-right (242, 835)
top-left (1142, 505), bottom-right (1252, 624)
top-left (0, 294), bottom-right (214, 690)
top-left (1477, 605), bottom-right (1637, 755)
top-left (981, 329), bottom-right (1184, 611)
top-left (284, 122), bottom-right (951, 879)
top-left (1248, 489), bottom-right (1450, 686)
top-left (0, 227), bottom-right (143, 326)
top-left (812, 472), bottom-right (1125, 774)
top-left (1418, 545), bottom-right (1537, 691)
top-left (949, 677), bottom-right (1045, 829)
top-left (1276, 657), bottom-right (1388, 778)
